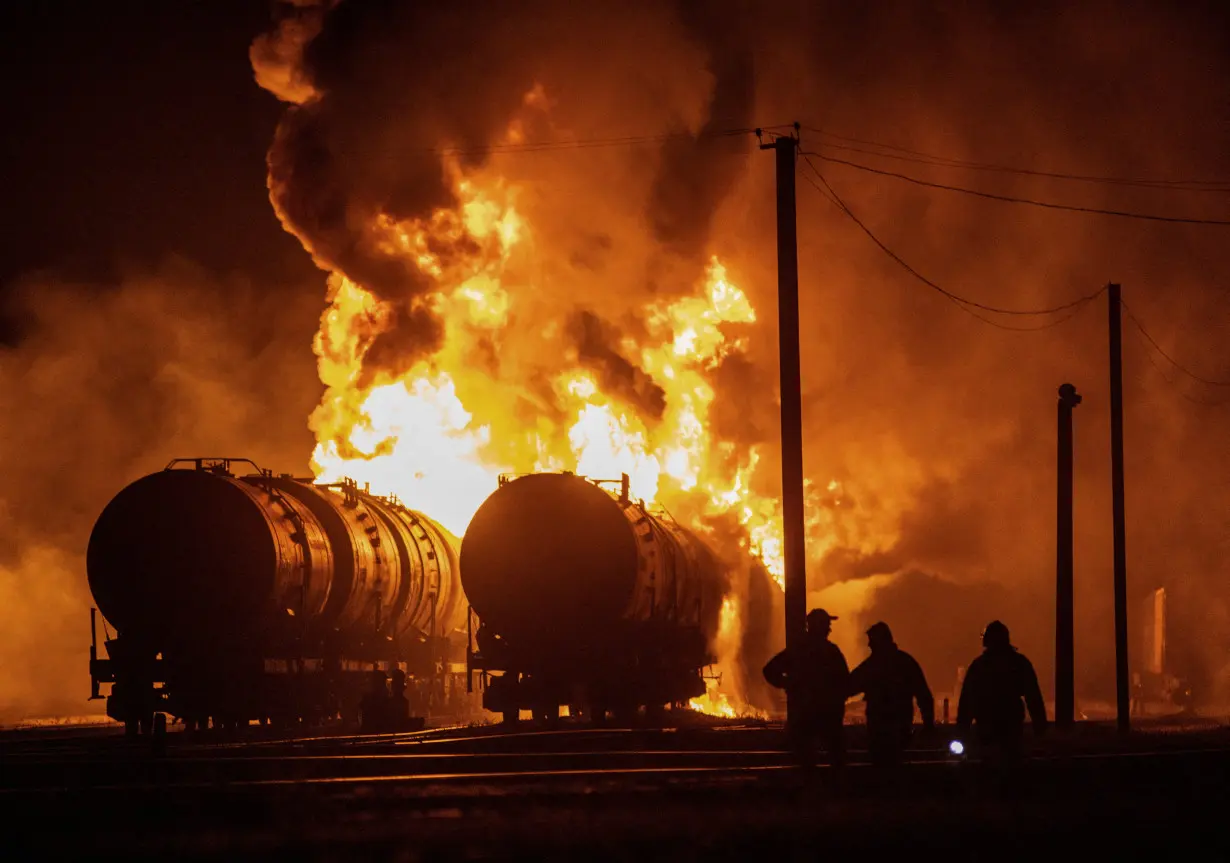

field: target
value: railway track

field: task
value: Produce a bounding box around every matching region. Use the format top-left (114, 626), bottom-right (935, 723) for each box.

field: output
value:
top-left (5, 721), bottom-right (1230, 793)
top-left (6, 723), bottom-right (1230, 861)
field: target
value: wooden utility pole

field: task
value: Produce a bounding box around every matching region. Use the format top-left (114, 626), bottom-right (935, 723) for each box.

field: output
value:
top-left (1108, 283), bottom-right (1130, 733)
top-left (760, 126), bottom-right (807, 737)
top-left (1055, 383), bottom-right (1081, 730)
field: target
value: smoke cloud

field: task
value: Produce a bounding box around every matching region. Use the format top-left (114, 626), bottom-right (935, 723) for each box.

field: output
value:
top-left (569, 310), bottom-right (667, 420)
top-left (0, 260), bottom-right (321, 723)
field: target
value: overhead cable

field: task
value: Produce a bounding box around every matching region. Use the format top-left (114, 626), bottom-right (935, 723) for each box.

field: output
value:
top-left (801, 124), bottom-right (1230, 192)
top-left (1121, 301), bottom-right (1230, 387)
top-left (797, 155), bottom-right (1105, 328)
top-left (804, 152), bottom-right (1230, 227)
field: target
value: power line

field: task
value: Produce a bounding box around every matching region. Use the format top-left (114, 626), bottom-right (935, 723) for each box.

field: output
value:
top-left (809, 140), bottom-right (1230, 194)
top-left (405, 125), bottom-right (794, 157)
top-left (805, 152), bottom-right (1230, 226)
top-left (797, 154), bottom-right (1105, 328)
top-left (1121, 301), bottom-right (1230, 387)
top-left (801, 125), bottom-right (1230, 192)
top-left (1135, 336), bottom-right (1230, 407)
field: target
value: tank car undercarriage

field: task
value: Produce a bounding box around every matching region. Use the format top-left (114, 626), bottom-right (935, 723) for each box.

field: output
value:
top-left (90, 614), bottom-right (473, 734)
top-left (468, 617), bottom-right (710, 723)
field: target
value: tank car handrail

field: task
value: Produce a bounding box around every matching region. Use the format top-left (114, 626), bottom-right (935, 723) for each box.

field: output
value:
top-left (164, 457), bottom-right (266, 477)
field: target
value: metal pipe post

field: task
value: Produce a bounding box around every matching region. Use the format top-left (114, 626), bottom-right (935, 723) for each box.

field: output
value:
top-left (762, 131), bottom-right (807, 735)
top-left (1056, 383), bottom-right (1081, 730)
top-left (1108, 283), bottom-right (1130, 733)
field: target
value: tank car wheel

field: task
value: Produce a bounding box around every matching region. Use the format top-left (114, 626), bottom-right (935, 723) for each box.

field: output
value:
top-left (645, 703), bottom-right (667, 725)
top-left (501, 710), bottom-right (519, 725)
top-left (124, 719), bottom-right (139, 738)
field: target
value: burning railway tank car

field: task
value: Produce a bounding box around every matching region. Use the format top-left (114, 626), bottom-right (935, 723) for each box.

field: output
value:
top-left (86, 458), bottom-right (470, 733)
top-left (461, 471), bottom-right (728, 721)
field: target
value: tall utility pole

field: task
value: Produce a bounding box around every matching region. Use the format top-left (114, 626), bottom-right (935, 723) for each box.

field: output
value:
top-left (1055, 383), bottom-right (1081, 731)
top-left (760, 126), bottom-right (807, 737)
top-left (1108, 283), bottom-right (1130, 733)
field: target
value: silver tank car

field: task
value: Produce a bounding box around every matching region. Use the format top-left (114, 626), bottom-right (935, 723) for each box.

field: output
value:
top-left (86, 458), bottom-right (470, 732)
top-left (461, 472), bottom-right (728, 721)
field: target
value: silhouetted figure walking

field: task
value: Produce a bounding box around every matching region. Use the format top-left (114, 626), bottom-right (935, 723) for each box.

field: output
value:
top-left (360, 669), bottom-right (389, 733)
top-left (849, 621), bottom-right (934, 766)
top-left (387, 669), bottom-right (411, 730)
top-left (957, 621), bottom-right (1047, 764)
top-left (763, 608), bottom-right (850, 766)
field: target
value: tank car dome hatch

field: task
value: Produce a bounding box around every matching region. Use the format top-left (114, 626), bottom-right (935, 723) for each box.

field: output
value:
top-left (460, 473), bottom-right (640, 644)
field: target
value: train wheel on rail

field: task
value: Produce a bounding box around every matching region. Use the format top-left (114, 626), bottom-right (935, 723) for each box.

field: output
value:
top-left (645, 703), bottom-right (667, 725)
top-left (501, 709), bottom-right (519, 725)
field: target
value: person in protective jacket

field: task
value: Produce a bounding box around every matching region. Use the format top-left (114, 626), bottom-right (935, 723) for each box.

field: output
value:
top-left (849, 621), bottom-right (934, 765)
top-left (956, 620), bottom-right (1047, 763)
top-left (763, 608), bottom-right (850, 765)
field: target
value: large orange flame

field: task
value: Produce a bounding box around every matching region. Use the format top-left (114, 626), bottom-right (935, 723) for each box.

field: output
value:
top-left (307, 163), bottom-right (789, 577)
top-left (297, 106), bottom-right (818, 718)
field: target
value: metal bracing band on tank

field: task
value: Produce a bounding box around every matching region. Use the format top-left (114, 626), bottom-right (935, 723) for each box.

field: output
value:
top-left (251, 477), bottom-right (313, 619)
top-left (401, 509), bottom-right (442, 637)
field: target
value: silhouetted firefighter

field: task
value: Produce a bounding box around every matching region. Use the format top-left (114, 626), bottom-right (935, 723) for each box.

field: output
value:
top-left (360, 669), bottom-right (388, 732)
top-left (848, 621), bottom-right (934, 766)
top-left (763, 608), bottom-right (850, 766)
top-left (956, 620), bottom-right (1047, 763)
top-left (387, 669), bottom-right (411, 729)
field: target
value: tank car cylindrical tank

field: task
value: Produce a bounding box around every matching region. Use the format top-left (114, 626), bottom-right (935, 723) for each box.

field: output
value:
top-left (462, 472), bottom-right (727, 647)
top-left (85, 457), bottom-right (474, 740)
top-left (87, 459), bottom-right (462, 651)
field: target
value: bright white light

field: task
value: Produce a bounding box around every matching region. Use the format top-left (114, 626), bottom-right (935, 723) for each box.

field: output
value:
top-left (949, 740), bottom-right (965, 756)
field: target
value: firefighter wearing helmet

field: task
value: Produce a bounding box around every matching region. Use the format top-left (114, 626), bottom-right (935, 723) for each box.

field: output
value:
top-left (763, 608), bottom-right (850, 766)
top-left (956, 620), bottom-right (1048, 763)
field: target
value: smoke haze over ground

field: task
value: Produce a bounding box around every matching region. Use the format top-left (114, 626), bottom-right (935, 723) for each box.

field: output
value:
top-left (0, 262), bottom-right (320, 721)
top-left (3, 0), bottom-right (1230, 718)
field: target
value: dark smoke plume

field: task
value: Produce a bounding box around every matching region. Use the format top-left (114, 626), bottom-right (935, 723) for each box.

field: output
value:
top-left (646, 2), bottom-right (757, 262)
top-left (569, 310), bottom-right (667, 420)
top-left (256, 0), bottom-right (758, 370)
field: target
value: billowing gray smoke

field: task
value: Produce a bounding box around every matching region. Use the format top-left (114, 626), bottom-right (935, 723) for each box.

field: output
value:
top-left (257, 0), bottom-right (755, 372)
top-left (569, 310), bottom-right (667, 420)
top-left (647, 3), bottom-right (756, 263)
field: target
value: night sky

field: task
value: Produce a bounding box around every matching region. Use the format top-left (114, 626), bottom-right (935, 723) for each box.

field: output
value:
top-left (0, 2), bottom-right (314, 325)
